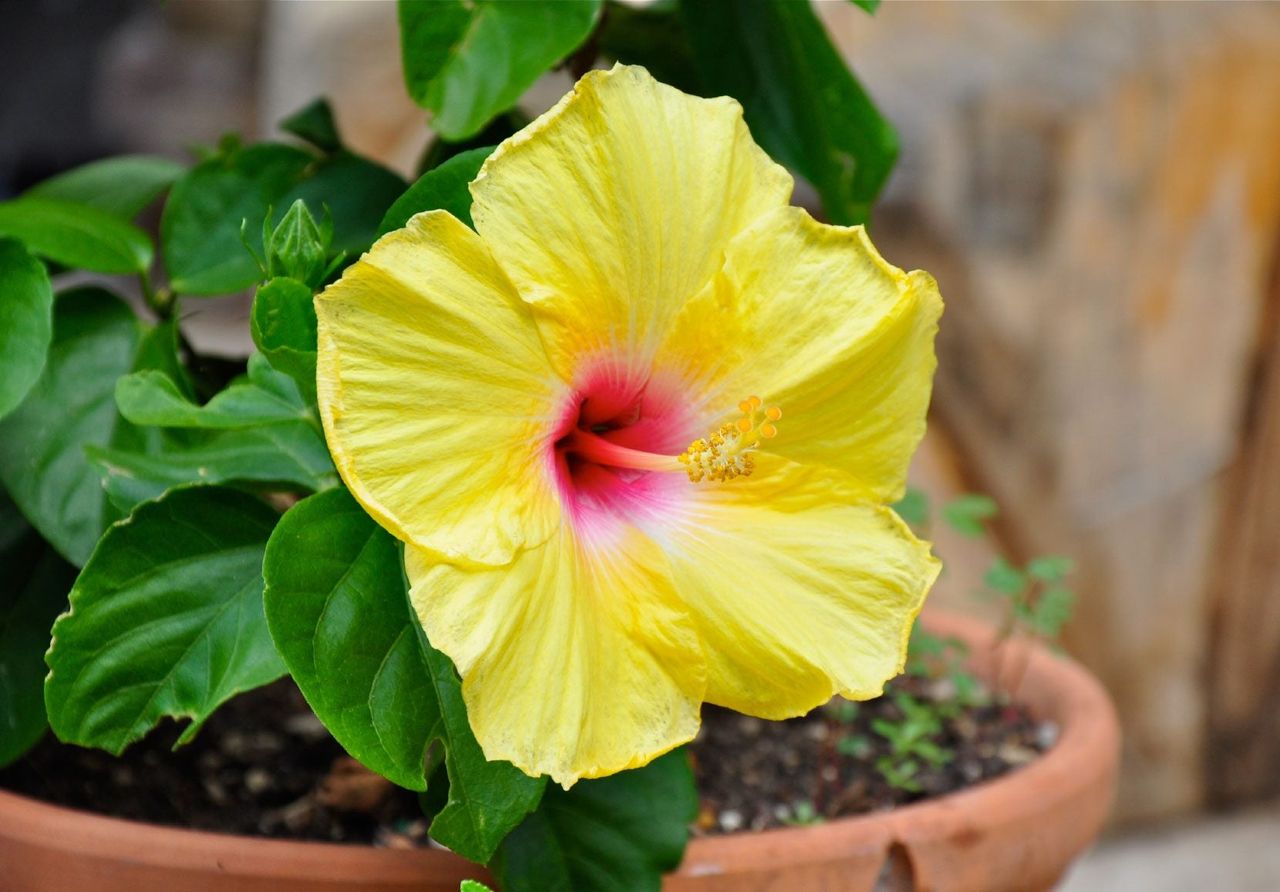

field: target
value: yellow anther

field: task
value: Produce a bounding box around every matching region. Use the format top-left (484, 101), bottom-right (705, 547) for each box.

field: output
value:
top-left (680, 397), bottom-right (782, 483)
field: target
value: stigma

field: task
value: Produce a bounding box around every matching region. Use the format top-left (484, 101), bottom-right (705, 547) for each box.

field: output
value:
top-left (679, 396), bottom-right (781, 483)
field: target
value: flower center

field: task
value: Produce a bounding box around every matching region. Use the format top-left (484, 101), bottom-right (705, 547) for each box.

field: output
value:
top-left (560, 395), bottom-right (780, 484)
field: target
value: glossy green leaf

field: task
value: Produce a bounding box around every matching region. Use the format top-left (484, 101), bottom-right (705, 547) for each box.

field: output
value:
top-left (251, 278), bottom-right (318, 405)
top-left (88, 422), bottom-right (335, 513)
top-left (96, 349), bottom-right (333, 510)
top-left (494, 749), bottom-right (697, 892)
top-left (850, 0), bottom-right (881, 13)
top-left (0, 289), bottom-right (141, 565)
top-left (162, 142), bottom-right (314, 295)
top-left (263, 487), bottom-right (544, 860)
top-left (44, 486), bottom-right (285, 753)
top-left (116, 354), bottom-right (314, 430)
top-left (418, 615), bottom-right (546, 863)
top-left (0, 528), bottom-right (76, 768)
top-left (280, 98), bottom-right (343, 153)
top-left (379, 147), bottom-right (493, 235)
top-left (275, 151), bottom-right (406, 256)
top-left (398, 0), bottom-right (603, 140)
top-left (0, 239), bottom-right (54, 420)
top-left (264, 488), bottom-right (437, 790)
top-left (680, 0), bottom-right (898, 224)
top-left (0, 197), bottom-right (153, 274)
top-left (26, 155), bottom-right (185, 220)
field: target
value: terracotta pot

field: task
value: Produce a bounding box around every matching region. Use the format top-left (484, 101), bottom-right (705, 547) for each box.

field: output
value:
top-left (0, 610), bottom-right (1119, 892)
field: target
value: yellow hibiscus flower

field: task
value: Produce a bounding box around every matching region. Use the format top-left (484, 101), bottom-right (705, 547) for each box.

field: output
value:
top-left (315, 64), bottom-right (942, 787)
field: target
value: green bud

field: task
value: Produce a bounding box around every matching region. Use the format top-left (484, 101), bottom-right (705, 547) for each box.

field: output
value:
top-left (264, 199), bottom-right (333, 289)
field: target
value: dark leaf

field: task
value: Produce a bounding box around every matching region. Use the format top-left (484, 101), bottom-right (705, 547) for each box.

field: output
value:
top-left (280, 98), bottom-right (343, 153)
top-left (379, 147), bottom-right (494, 235)
top-left (0, 527), bottom-right (76, 768)
top-left (0, 239), bottom-right (54, 420)
top-left (0, 289), bottom-right (142, 565)
top-left (44, 486), bottom-right (286, 753)
top-left (680, 0), bottom-right (898, 224)
top-left (263, 487), bottom-right (544, 861)
top-left (495, 750), bottom-right (697, 892)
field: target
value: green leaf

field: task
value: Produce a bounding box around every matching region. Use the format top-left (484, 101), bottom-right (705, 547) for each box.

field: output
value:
top-left (379, 147), bottom-right (494, 235)
top-left (26, 155), bottom-right (185, 220)
top-left (850, 0), bottom-right (881, 13)
top-left (495, 750), bottom-right (697, 892)
top-left (0, 531), bottom-right (76, 767)
top-left (941, 493), bottom-right (998, 538)
top-left (0, 197), bottom-right (153, 274)
top-left (264, 489), bottom-right (437, 791)
top-left (280, 98), bottom-right (343, 153)
top-left (96, 350), bottom-right (333, 509)
top-left (1032, 587), bottom-right (1076, 638)
top-left (0, 239), bottom-right (54, 420)
top-left (251, 277), bottom-right (318, 405)
top-left (680, 0), bottom-right (898, 224)
top-left (892, 486), bottom-right (930, 529)
top-left (0, 487), bottom-right (27, 554)
top-left (983, 556), bottom-right (1026, 596)
top-left (276, 151), bottom-right (407, 257)
top-left (398, 0), bottom-right (603, 140)
top-left (416, 617), bottom-right (546, 863)
top-left (416, 111), bottom-right (527, 176)
top-left (460, 882), bottom-right (494, 892)
top-left (44, 486), bottom-right (285, 753)
top-left (162, 142), bottom-right (315, 295)
top-left (0, 289), bottom-right (142, 565)
top-left (116, 355), bottom-right (313, 430)
top-left (597, 2), bottom-right (702, 94)
top-left (1027, 555), bottom-right (1074, 583)
top-left (263, 487), bottom-right (544, 860)
top-left (88, 423), bottom-right (336, 513)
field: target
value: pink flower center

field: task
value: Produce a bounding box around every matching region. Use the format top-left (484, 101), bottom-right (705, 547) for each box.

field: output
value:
top-left (549, 363), bottom-right (781, 538)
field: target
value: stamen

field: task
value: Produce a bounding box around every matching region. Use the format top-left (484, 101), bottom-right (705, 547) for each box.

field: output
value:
top-left (559, 397), bottom-right (781, 484)
top-left (678, 398), bottom-right (782, 483)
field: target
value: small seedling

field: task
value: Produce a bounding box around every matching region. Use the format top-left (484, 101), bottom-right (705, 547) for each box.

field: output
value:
top-left (781, 799), bottom-right (823, 826)
top-left (836, 733), bottom-right (873, 759)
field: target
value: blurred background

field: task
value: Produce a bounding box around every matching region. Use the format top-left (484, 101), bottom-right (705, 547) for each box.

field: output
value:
top-left (4, 0), bottom-right (1280, 887)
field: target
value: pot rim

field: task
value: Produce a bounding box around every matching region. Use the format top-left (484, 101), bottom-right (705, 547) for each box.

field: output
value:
top-left (0, 607), bottom-right (1119, 884)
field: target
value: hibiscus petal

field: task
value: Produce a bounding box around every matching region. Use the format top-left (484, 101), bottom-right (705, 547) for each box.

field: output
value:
top-left (406, 526), bottom-right (705, 787)
top-left (469, 63), bottom-right (793, 380)
top-left (652, 456), bottom-right (939, 718)
top-left (316, 210), bottom-right (563, 566)
top-left (662, 205), bottom-right (942, 502)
